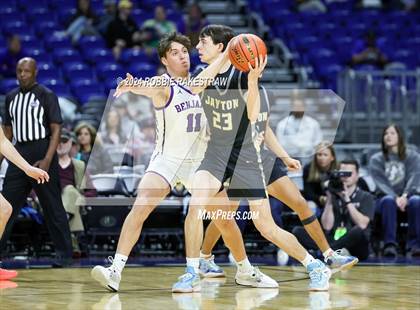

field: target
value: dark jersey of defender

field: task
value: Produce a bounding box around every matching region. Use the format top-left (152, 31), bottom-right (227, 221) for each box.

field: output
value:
top-left (255, 85), bottom-right (270, 140)
top-left (199, 65), bottom-right (253, 148)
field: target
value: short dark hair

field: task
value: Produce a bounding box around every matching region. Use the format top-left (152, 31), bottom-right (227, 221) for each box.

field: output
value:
top-left (340, 159), bottom-right (359, 172)
top-left (157, 32), bottom-right (191, 59)
top-left (199, 24), bottom-right (235, 52)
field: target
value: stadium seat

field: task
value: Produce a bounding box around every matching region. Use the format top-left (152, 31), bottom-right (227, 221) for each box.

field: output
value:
top-left (78, 35), bottom-right (107, 51)
top-left (83, 47), bottom-right (114, 64)
top-left (22, 48), bottom-right (46, 59)
top-left (119, 48), bottom-right (148, 64)
top-left (62, 61), bottom-right (90, 76)
top-left (45, 36), bottom-right (73, 51)
top-left (70, 78), bottom-right (100, 88)
top-left (96, 63), bottom-right (125, 81)
top-left (128, 62), bottom-right (157, 78)
top-left (53, 47), bottom-right (82, 64)
top-left (36, 21), bottom-right (61, 37)
top-left (0, 79), bottom-right (18, 94)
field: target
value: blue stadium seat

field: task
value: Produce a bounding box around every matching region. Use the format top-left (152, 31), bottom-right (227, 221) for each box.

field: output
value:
top-left (53, 47), bottom-right (82, 64)
top-left (48, 84), bottom-right (72, 98)
top-left (70, 78), bottom-right (99, 88)
top-left (45, 36), bottom-right (73, 51)
top-left (27, 10), bottom-right (55, 24)
top-left (391, 49), bottom-right (417, 67)
top-left (0, 79), bottom-right (18, 94)
top-left (119, 49), bottom-right (148, 64)
top-left (140, 0), bottom-right (174, 10)
top-left (37, 78), bottom-right (64, 88)
top-left (22, 48), bottom-right (46, 59)
top-left (96, 63), bottom-right (125, 81)
top-left (104, 77), bottom-right (120, 91)
top-left (33, 54), bottom-right (54, 64)
top-left (37, 67), bottom-right (60, 80)
top-left (66, 70), bottom-right (96, 82)
top-left (36, 21), bottom-right (61, 36)
top-left (0, 12), bottom-right (24, 25)
top-left (57, 6), bottom-right (77, 26)
top-left (19, 34), bottom-right (41, 47)
top-left (62, 61), bottom-right (90, 76)
top-left (83, 47), bottom-right (114, 64)
top-left (37, 61), bottom-right (55, 71)
top-left (74, 86), bottom-right (107, 105)
top-left (128, 62), bottom-right (157, 78)
top-left (78, 36), bottom-right (106, 51)
top-left (0, 3), bottom-right (17, 14)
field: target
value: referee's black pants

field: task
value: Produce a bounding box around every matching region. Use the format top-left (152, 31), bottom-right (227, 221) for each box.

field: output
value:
top-left (0, 139), bottom-right (72, 260)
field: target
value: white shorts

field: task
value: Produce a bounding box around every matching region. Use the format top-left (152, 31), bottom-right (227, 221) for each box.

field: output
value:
top-left (146, 153), bottom-right (202, 191)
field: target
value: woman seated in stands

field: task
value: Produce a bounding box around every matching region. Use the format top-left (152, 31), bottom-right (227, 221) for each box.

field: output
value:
top-left (74, 122), bottom-right (112, 174)
top-left (369, 124), bottom-right (420, 257)
top-left (303, 141), bottom-right (339, 215)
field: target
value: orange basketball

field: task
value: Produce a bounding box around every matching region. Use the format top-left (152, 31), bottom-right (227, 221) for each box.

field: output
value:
top-left (228, 34), bottom-right (267, 72)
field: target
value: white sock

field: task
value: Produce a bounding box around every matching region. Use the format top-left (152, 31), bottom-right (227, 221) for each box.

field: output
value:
top-left (236, 257), bottom-right (253, 273)
top-left (113, 253), bottom-right (128, 273)
top-left (200, 251), bottom-right (212, 259)
top-left (186, 257), bottom-right (200, 273)
top-left (301, 253), bottom-right (316, 268)
top-left (323, 248), bottom-right (334, 258)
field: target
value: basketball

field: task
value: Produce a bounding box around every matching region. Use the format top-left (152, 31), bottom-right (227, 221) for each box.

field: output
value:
top-left (228, 34), bottom-right (267, 72)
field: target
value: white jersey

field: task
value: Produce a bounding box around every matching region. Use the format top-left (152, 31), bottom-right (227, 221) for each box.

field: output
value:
top-left (153, 74), bottom-right (207, 161)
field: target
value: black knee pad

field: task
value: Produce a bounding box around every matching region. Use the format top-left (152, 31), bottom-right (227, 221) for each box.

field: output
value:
top-left (301, 214), bottom-right (317, 226)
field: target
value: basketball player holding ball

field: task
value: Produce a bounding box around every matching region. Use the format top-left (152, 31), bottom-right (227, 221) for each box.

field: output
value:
top-left (201, 32), bottom-right (359, 275)
top-left (173, 25), bottom-right (332, 293)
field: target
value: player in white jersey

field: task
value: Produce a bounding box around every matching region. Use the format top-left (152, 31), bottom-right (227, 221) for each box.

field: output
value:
top-left (91, 32), bottom-right (276, 292)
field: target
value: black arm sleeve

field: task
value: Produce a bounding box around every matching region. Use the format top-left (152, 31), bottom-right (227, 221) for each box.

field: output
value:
top-left (3, 93), bottom-right (12, 126)
top-left (45, 91), bottom-right (63, 124)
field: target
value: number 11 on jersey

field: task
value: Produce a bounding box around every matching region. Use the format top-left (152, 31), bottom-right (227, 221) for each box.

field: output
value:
top-left (186, 113), bottom-right (202, 132)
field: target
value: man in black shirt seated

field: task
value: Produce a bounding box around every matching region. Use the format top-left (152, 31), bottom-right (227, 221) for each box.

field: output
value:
top-left (294, 160), bottom-right (375, 261)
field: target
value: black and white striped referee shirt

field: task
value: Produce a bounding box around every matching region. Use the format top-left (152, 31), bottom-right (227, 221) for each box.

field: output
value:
top-left (4, 83), bottom-right (63, 143)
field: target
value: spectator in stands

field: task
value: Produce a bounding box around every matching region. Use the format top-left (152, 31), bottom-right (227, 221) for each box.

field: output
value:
top-left (295, 0), bottom-right (327, 12)
top-left (275, 90), bottom-right (323, 161)
top-left (350, 31), bottom-right (388, 70)
top-left (141, 5), bottom-right (177, 48)
top-left (115, 92), bottom-right (154, 122)
top-left (100, 108), bottom-right (126, 145)
top-left (105, 0), bottom-right (145, 59)
top-left (96, 0), bottom-right (117, 36)
top-left (185, 3), bottom-right (208, 47)
top-left (0, 35), bottom-right (23, 78)
top-left (56, 0), bottom-right (99, 43)
top-left (294, 160), bottom-right (375, 260)
top-left (369, 124), bottom-right (420, 257)
top-left (113, 100), bottom-right (141, 139)
top-left (74, 122), bottom-right (112, 174)
top-left (303, 141), bottom-right (338, 214)
top-left (138, 118), bottom-right (156, 166)
top-left (57, 128), bottom-right (96, 253)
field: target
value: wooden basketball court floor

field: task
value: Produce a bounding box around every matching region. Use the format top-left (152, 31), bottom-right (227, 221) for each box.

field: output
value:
top-left (0, 265), bottom-right (419, 309)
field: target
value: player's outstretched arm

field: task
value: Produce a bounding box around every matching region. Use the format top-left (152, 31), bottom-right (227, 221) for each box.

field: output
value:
top-left (190, 45), bottom-right (231, 95)
top-left (114, 73), bottom-right (170, 109)
top-left (245, 55), bottom-right (267, 122)
top-left (0, 127), bottom-right (49, 183)
top-left (264, 123), bottom-right (301, 172)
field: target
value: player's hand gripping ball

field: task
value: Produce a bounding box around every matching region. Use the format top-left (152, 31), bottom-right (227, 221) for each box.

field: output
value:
top-left (229, 34), bottom-right (267, 72)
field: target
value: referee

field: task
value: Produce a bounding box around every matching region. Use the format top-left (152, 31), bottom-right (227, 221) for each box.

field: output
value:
top-left (0, 57), bottom-right (72, 265)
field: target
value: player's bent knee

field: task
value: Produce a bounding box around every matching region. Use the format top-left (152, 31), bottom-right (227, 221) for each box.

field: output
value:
top-left (131, 204), bottom-right (156, 221)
